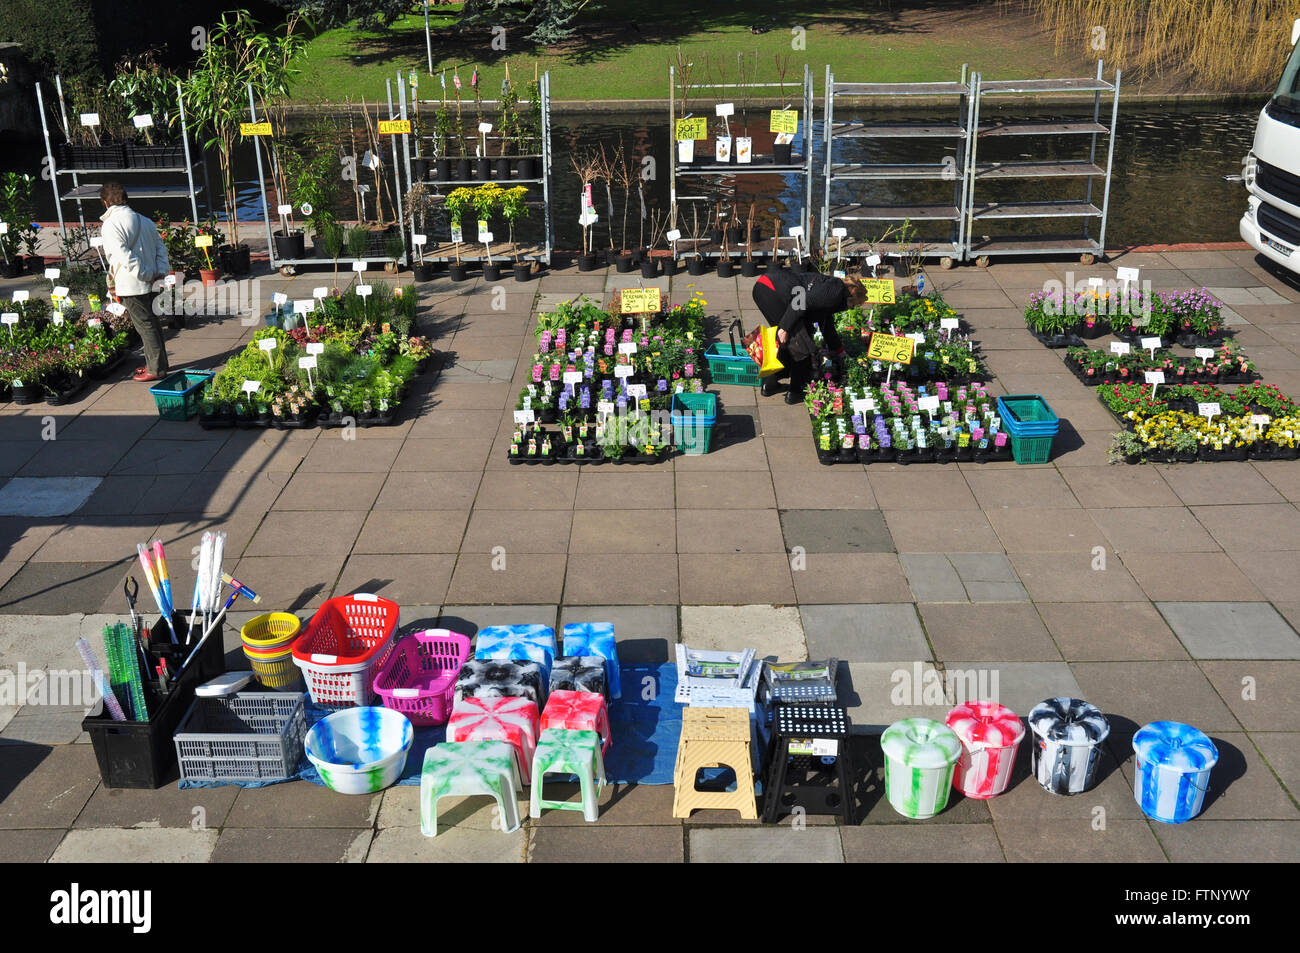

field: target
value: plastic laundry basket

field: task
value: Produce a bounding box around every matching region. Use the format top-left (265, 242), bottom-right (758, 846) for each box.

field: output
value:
top-left (880, 718), bottom-right (963, 819)
top-left (1132, 721), bottom-right (1218, 824)
top-left (671, 391), bottom-right (718, 454)
top-left (372, 629), bottom-right (473, 726)
top-left (945, 702), bottom-right (1025, 799)
top-left (997, 394), bottom-right (1060, 465)
top-left (291, 594), bottom-right (400, 708)
top-left (1027, 697), bottom-right (1109, 795)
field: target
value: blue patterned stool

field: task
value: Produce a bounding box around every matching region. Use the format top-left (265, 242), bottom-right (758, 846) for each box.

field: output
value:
top-left (475, 625), bottom-right (557, 682)
top-left (562, 622), bottom-right (621, 700)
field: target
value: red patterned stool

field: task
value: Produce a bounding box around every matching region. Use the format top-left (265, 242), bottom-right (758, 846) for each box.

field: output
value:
top-left (448, 695), bottom-right (541, 783)
top-left (540, 689), bottom-right (611, 756)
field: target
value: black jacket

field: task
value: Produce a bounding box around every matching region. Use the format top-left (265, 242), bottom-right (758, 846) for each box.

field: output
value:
top-left (751, 270), bottom-right (847, 362)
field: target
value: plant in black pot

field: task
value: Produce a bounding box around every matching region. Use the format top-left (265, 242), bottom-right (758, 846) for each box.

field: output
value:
top-left (515, 70), bottom-right (543, 180)
top-left (110, 51), bottom-right (189, 169)
top-left (572, 147), bottom-right (601, 271)
top-left (717, 226), bottom-right (734, 278)
top-left (283, 137), bottom-right (333, 262)
top-left (740, 202), bottom-right (761, 276)
top-left (433, 96), bottom-right (454, 181)
top-left (445, 187), bottom-right (474, 281)
top-left (406, 183), bottom-right (438, 280)
top-left (472, 182), bottom-right (503, 280)
top-left (501, 185), bottom-right (531, 281)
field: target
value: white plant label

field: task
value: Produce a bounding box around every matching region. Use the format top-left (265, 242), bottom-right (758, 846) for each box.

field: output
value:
top-left (451, 227), bottom-right (463, 243)
top-left (412, 234), bottom-right (427, 246)
top-left (0, 223), bottom-right (7, 234)
top-left (351, 260), bottom-right (367, 272)
top-left (1140, 336), bottom-right (1162, 352)
top-left (906, 332), bottom-right (926, 344)
top-left (832, 227), bottom-right (848, 238)
top-left (313, 286), bottom-right (327, 299)
top-left (788, 226), bottom-right (804, 238)
top-left (618, 342), bottom-right (638, 354)
top-left (918, 395), bottom-right (940, 413)
top-left (597, 401), bottom-right (615, 415)
top-left (1, 313), bottom-right (17, 325)
top-left (133, 114), bottom-right (153, 128)
top-left (241, 380), bottom-right (260, 395)
top-left (478, 122), bottom-right (493, 133)
top-left (45, 268), bottom-right (60, 280)
top-left (258, 338), bottom-right (278, 351)
top-left (562, 371), bottom-right (583, 384)
top-left (298, 356), bottom-right (318, 369)
top-left (627, 384), bottom-right (648, 397)
top-left (715, 102), bottom-right (734, 116)
top-left (52, 285), bottom-right (69, 298)
top-left (106, 301), bottom-right (125, 315)
top-left (1110, 341), bottom-right (1130, 356)
top-left (513, 409), bottom-right (535, 424)
top-left (306, 342), bottom-right (325, 355)
top-left (52, 314), bottom-right (64, 325)
top-left (614, 365), bottom-right (634, 378)
top-left (851, 398), bottom-right (876, 414)
top-left (1195, 347), bottom-right (1215, 363)
top-left (356, 284), bottom-right (372, 297)
top-left (271, 292), bottom-right (288, 305)
top-left (1251, 414), bottom-right (1271, 426)
top-left (80, 113), bottom-right (100, 126)
top-left (1144, 371), bottom-right (1165, 384)
top-left (480, 231), bottom-right (494, 243)
top-left (940, 317), bottom-right (959, 330)
top-left (1199, 402), bottom-right (1221, 420)
top-left (666, 229), bottom-right (681, 243)
top-left (90, 235), bottom-right (104, 248)
top-left (865, 254), bottom-right (882, 267)
top-left (1116, 266), bottom-right (1139, 283)
top-left (276, 204), bottom-right (292, 215)
top-left (293, 299), bottom-right (315, 314)
top-left (300, 203), bottom-right (313, 216)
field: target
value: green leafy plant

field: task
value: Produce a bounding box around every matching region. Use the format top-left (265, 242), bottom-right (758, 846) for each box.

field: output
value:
top-left (345, 225), bottom-right (369, 260)
top-left (500, 186), bottom-right (529, 261)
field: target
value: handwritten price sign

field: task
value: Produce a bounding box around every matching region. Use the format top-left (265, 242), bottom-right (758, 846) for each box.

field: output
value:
top-left (239, 122), bottom-right (272, 136)
top-left (675, 117), bottom-right (707, 141)
top-left (866, 332), bottom-right (914, 365)
top-left (863, 279), bottom-right (896, 304)
top-left (619, 288), bottom-right (662, 313)
top-left (769, 110), bottom-right (799, 134)
top-left (377, 119), bottom-right (411, 135)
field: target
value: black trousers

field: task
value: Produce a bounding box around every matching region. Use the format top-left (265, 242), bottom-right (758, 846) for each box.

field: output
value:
top-left (771, 315), bottom-right (843, 393)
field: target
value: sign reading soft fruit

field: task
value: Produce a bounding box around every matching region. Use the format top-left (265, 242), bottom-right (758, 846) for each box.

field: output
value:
top-left (675, 117), bottom-right (707, 141)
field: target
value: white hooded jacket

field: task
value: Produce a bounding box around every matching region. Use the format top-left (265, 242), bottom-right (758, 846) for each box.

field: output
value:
top-left (101, 204), bottom-right (169, 297)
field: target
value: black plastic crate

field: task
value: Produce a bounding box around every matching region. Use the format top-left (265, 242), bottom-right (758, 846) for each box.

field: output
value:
top-left (81, 613), bottom-right (226, 789)
top-left (56, 142), bottom-right (127, 171)
top-left (124, 142), bottom-right (190, 169)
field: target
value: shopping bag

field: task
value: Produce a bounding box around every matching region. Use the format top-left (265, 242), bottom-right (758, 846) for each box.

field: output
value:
top-left (744, 324), bottom-right (785, 377)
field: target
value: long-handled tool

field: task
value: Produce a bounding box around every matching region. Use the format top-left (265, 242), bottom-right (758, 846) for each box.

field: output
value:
top-left (124, 575), bottom-right (149, 671)
top-left (136, 543), bottom-right (177, 644)
top-left (176, 574), bottom-right (261, 679)
top-left (186, 531), bottom-right (214, 643)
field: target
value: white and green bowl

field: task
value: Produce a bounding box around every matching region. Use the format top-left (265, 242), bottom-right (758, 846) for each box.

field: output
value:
top-left (305, 706), bottom-right (413, 795)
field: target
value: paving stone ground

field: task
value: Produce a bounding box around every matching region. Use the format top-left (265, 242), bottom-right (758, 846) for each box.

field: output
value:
top-left (0, 249), bottom-right (1298, 861)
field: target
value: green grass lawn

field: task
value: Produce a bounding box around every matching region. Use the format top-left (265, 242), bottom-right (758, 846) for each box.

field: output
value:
top-left (289, 2), bottom-right (1076, 104)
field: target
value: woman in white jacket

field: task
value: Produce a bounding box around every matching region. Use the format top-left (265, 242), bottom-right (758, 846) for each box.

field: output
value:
top-left (100, 182), bottom-right (171, 382)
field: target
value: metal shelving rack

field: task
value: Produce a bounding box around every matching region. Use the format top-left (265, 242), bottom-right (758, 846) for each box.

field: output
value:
top-left (820, 67), bottom-right (974, 269)
top-left (36, 77), bottom-right (204, 245)
top-left (964, 61), bottom-right (1121, 266)
top-left (405, 70), bottom-right (554, 265)
top-left (668, 64), bottom-right (814, 259)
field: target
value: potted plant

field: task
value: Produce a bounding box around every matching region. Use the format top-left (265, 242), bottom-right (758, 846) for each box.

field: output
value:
top-left (445, 187), bottom-right (474, 281)
top-left (110, 51), bottom-right (188, 169)
top-left (496, 67), bottom-right (519, 181)
top-left (516, 70), bottom-right (542, 180)
top-left (741, 203), bottom-right (761, 276)
top-left (405, 183), bottom-right (439, 281)
top-left (500, 185), bottom-right (531, 281)
top-left (472, 183), bottom-right (503, 280)
top-left (54, 74), bottom-right (131, 170)
top-left (717, 223), bottom-right (734, 278)
top-left (572, 148), bottom-right (600, 271)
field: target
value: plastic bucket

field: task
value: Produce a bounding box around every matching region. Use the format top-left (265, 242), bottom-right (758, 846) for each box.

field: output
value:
top-left (881, 718), bottom-right (963, 819)
top-left (945, 702), bottom-right (1025, 799)
top-left (241, 612), bottom-right (301, 649)
top-left (1027, 697), bottom-right (1109, 795)
top-left (1132, 721), bottom-right (1218, 823)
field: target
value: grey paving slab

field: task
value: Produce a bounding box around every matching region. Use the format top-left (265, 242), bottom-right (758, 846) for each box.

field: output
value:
top-left (939, 661), bottom-right (1080, 714)
top-left (1151, 819), bottom-right (1300, 863)
top-left (0, 561), bottom-right (129, 615)
top-left (0, 477), bottom-right (102, 517)
top-left (1198, 662), bottom-right (1300, 731)
top-left (840, 824), bottom-right (1005, 862)
top-left (1070, 662), bottom-right (1240, 734)
top-left (948, 553), bottom-right (1029, 601)
top-left (922, 604), bottom-right (1060, 662)
top-left (677, 554), bottom-right (794, 605)
top-left (366, 824), bottom-right (525, 862)
top-left (529, 782), bottom-right (677, 827)
top-left (564, 554), bottom-right (680, 605)
top-left (997, 817), bottom-right (1166, 863)
top-left (0, 744), bottom-right (100, 829)
top-left (0, 706), bottom-right (90, 746)
top-left (378, 784), bottom-right (524, 831)
top-left (531, 825), bottom-right (684, 862)
top-left (778, 509), bottom-right (894, 554)
top-left (437, 605), bottom-right (559, 637)
top-left (1252, 732), bottom-right (1300, 799)
top-left (336, 554), bottom-right (455, 609)
top-left (680, 605), bottom-right (805, 661)
top-left (1038, 602), bottom-right (1189, 661)
top-left (212, 827), bottom-right (371, 863)
top-left (0, 828), bottom-right (66, 862)
top-left (688, 826), bottom-right (843, 863)
top-left (50, 828), bottom-right (220, 863)
top-left (74, 783), bottom-right (240, 830)
top-left (223, 780), bottom-right (380, 829)
top-left (900, 554), bottom-right (967, 603)
top-left (839, 661), bottom-right (952, 732)
top-left (790, 553), bottom-right (909, 605)
top-left (800, 604), bottom-right (929, 662)
top-left (1157, 602), bottom-right (1300, 659)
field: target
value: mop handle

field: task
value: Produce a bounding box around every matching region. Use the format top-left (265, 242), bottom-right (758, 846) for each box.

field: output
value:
top-left (176, 590), bottom-right (240, 678)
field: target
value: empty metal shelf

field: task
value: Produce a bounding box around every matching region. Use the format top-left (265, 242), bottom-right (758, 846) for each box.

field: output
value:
top-left (829, 203), bottom-right (961, 221)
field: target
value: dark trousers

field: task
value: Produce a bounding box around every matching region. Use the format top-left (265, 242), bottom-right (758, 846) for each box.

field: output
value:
top-left (772, 315), bottom-right (843, 394)
top-left (121, 292), bottom-right (169, 376)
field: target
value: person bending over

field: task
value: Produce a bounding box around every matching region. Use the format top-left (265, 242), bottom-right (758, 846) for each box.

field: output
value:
top-left (750, 269), bottom-right (864, 403)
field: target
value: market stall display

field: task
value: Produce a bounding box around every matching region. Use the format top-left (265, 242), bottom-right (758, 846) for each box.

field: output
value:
top-left (1131, 721), bottom-right (1219, 824)
top-left (0, 293), bottom-right (131, 404)
top-left (304, 706), bottom-right (413, 795)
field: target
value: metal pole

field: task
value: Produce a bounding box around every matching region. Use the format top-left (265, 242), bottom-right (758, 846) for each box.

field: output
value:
top-left (822, 65), bottom-right (832, 256)
top-left (541, 71), bottom-right (553, 264)
top-left (247, 84), bottom-right (275, 269)
top-left (965, 73), bottom-right (983, 262)
top-left (35, 82), bottom-right (66, 252)
top-left (386, 78), bottom-right (404, 264)
top-left (669, 64), bottom-right (676, 232)
top-left (1098, 67), bottom-right (1121, 253)
top-left (1086, 59), bottom-right (1101, 229)
top-left (803, 63), bottom-right (812, 246)
top-left (54, 75), bottom-right (86, 230)
top-left (398, 71), bottom-right (412, 202)
top-left (176, 80), bottom-right (199, 223)
top-left (423, 0), bottom-right (434, 76)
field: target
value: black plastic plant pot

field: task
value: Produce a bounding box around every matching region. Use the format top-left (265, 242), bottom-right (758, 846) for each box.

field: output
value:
top-left (474, 157), bottom-right (492, 180)
top-left (604, 248), bottom-right (619, 265)
top-left (273, 231), bottom-right (305, 261)
top-left (578, 254), bottom-right (599, 272)
top-left (1, 258), bottom-right (21, 279)
top-left (790, 258), bottom-right (810, 274)
top-left (640, 257), bottom-right (659, 278)
top-left (516, 156), bottom-right (539, 179)
top-left (449, 263), bottom-right (470, 282)
top-left (615, 254), bottom-right (635, 273)
top-left (687, 256), bottom-right (708, 276)
top-left (662, 257), bottom-right (679, 276)
top-left (717, 259), bottom-right (735, 278)
top-left (482, 263), bottom-right (502, 282)
top-left (773, 143), bottom-right (794, 164)
top-left (494, 157), bottom-right (513, 179)
top-left (741, 260), bottom-right (760, 277)
top-left (708, 229), bottom-right (724, 244)
top-left (413, 263), bottom-right (437, 281)
top-left (513, 262), bottom-right (532, 282)
top-left (219, 244), bottom-right (252, 276)
top-left (410, 158), bottom-right (429, 182)
top-left (455, 158), bottom-right (471, 180)
top-left (435, 158), bottom-right (452, 181)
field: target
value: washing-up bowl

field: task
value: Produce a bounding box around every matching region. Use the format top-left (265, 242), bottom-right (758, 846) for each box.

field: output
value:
top-left (305, 706), bottom-right (413, 794)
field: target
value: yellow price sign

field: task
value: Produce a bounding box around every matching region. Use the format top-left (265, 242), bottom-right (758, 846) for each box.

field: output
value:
top-left (620, 287), bottom-right (662, 314)
top-left (863, 278), bottom-right (896, 304)
top-left (378, 119), bottom-right (411, 135)
top-left (866, 332), bottom-right (914, 365)
top-left (239, 122), bottom-right (272, 136)
top-left (675, 117), bottom-right (707, 141)
top-left (194, 235), bottom-right (213, 248)
top-left (769, 110), bottom-right (798, 135)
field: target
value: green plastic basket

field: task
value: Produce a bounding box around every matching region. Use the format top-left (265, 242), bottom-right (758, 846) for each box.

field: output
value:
top-left (1010, 433), bottom-right (1055, 465)
top-left (671, 391), bottom-right (718, 455)
top-left (704, 343), bottom-right (761, 386)
top-left (149, 370), bottom-right (213, 421)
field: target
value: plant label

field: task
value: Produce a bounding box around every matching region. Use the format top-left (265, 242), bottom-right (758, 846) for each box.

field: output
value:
top-left (412, 234), bottom-right (427, 246)
top-left (44, 268), bottom-right (60, 280)
top-left (80, 112), bottom-right (100, 126)
top-left (241, 380), bottom-right (260, 396)
top-left (1110, 341), bottom-right (1130, 355)
top-left (563, 371), bottom-right (583, 384)
top-left (865, 254), bottom-right (882, 267)
top-left (52, 286), bottom-right (69, 298)
top-left (377, 119), bottom-right (411, 135)
top-left (940, 317), bottom-right (959, 330)
top-left (1252, 414), bottom-right (1271, 426)
top-left (0, 313), bottom-right (17, 325)
top-left (276, 204), bottom-right (292, 216)
top-left (194, 235), bottom-right (213, 248)
top-left (106, 302), bottom-right (125, 315)
top-left (867, 332), bottom-right (914, 365)
top-left (788, 226), bottom-right (804, 238)
top-left (480, 231), bottom-right (494, 243)
top-left (715, 136), bottom-right (732, 163)
top-left (579, 210), bottom-right (598, 227)
top-left (352, 260), bottom-right (367, 272)
top-left (769, 109), bottom-right (798, 134)
top-left (1195, 347), bottom-right (1215, 363)
top-left (615, 365), bottom-right (634, 378)
top-left (1199, 402), bottom-right (1221, 420)
top-left (597, 401), bottom-right (615, 415)
top-left (293, 299), bottom-right (315, 314)
top-left (306, 342), bottom-right (325, 355)
top-left (513, 409), bottom-right (535, 424)
top-left (298, 356), bottom-right (317, 369)
top-left (619, 288), bottom-right (661, 313)
top-left (1140, 336), bottom-right (1162, 352)
top-left (164, 272), bottom-right (177, 286)
top-left (851, 398), bottom-right (876, 414)
top-left (676, 140), bottom-right (694, 164)
top-left (52, 314), bottom-right (64, 325)
top-left (1144, 370), bottom-right (1165, 384)
top-left (87, 317), bottom-right (102, 327)
top-left (301, 203), bottom-right (313, 216)
top-left (258, 338), bottom-right (278, 351)
top-left (864, 279), bottom-right (895, 303)
top-left (918, 395), bottom-right (941, 413)
top-left (90, 235), bottom-right (104, 248)
top-left (666, 229), bottom-right (681, 243)
top-left (133, 113), bottom-right (153, 128)
top-left (477, 122), bottom-right (493, 133)
top-left (0, 223), bottom-right (6, 234)
top-left (906, 332), bottom-right (927, 344)
top-left (239, 122), bottom-right (272, 136)
top-left (618, 342), bottom-right (638, 354)
top-left (1117, 266), bottom-right (1139, 283)
top-left (451, 226), bottom-right (464, 243)
top-left (356, 285), bottom-right (372, 297)
top-left (313, 286), bottom-right (328, 299)
top-left (832, 270), bottom-right (846, 279)
top-left (715, 102), bottom-right (734, 117)
top-left (271, 292), bottom-right (288, 305)
top-left (832, 227), bottom-right (848, 239)
top-left (736, 137), bottom-right (751, 163)
top-left (362, 150), bottom-right (380, 170)
top-left (627, 384), bottom-right (647, 397)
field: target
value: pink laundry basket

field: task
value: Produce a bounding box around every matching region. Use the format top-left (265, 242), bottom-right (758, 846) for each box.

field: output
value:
top-left (372, 629), bottom-right (473, 726)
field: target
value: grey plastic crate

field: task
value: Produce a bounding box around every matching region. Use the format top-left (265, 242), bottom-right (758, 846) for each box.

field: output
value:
top-left (173, 692), bottom-right (307, 782)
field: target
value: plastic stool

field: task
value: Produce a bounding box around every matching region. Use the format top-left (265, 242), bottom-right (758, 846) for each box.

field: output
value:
top-left (449, 695), bottom-right (541, 783)
top-left (549, 656), bottom-right (608, 700)
top-left (474, 625), bottom-right (557, 681)
top-left (454, 659), bottom-right (546, 708)
top-left (420, 740), bottom-right (521, 837)
top-left (540, 689), bottom-right (612, 755)
top-left (530, 728), bottom-right (606, 822)
top-left (562, 622), bottom-right (622, 700)
top-left (672, 707), bottom-right (757, 820)
top-left (762, 704), bottom-right (855, 824)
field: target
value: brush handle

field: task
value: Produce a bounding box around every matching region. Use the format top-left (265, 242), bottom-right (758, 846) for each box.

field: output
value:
top-left (76, 638), bottom-right (125, 722)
